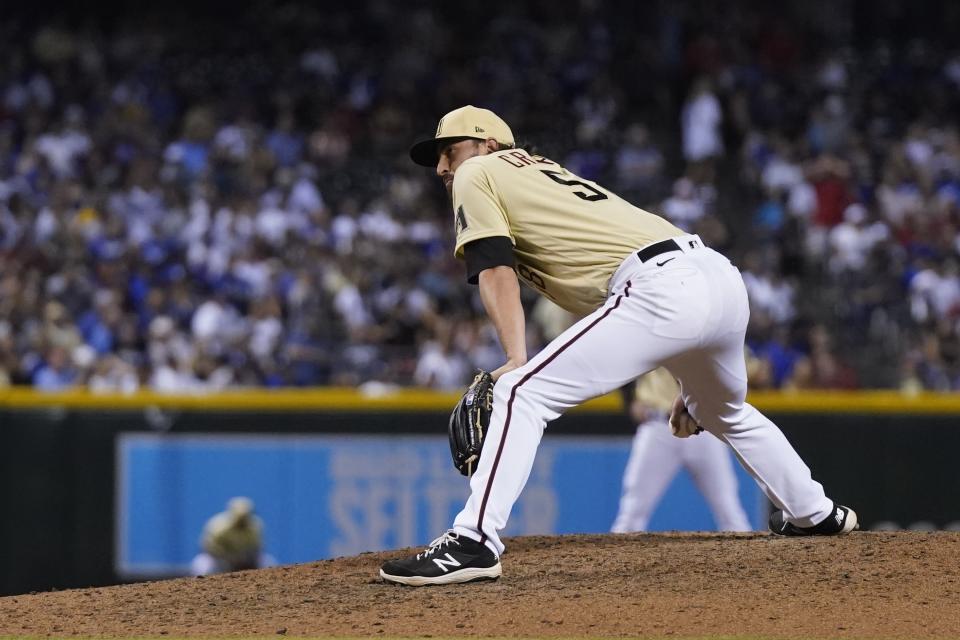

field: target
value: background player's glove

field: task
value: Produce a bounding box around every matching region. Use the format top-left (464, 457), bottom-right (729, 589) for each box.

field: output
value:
top-left (448, 371), bottom-right (495, 476)
top-left (669, 394), bottom-right (704, 438)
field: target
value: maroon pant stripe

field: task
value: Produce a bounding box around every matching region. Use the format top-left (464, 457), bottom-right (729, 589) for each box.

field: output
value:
top-left (477, 281), bottom-right (632, 545)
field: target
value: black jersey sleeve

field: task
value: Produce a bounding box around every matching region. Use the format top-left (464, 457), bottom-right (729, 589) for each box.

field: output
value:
top-left (463, 235), bottom-right (515, 285)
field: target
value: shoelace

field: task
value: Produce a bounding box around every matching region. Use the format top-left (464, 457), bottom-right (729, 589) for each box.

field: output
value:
top-left (415, 530), bottom-right (460, 560)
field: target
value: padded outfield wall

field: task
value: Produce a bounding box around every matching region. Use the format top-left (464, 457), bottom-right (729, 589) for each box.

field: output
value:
top-left (0, 388), bottom-right (957, 596)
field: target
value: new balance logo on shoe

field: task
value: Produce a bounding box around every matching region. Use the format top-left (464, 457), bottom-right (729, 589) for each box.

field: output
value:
top-left (380, 530), bottom-right (502, 586)
top-left (432, 553), bottom-right (462, 573)
top-left (834, 507), bottom-right (844, 527)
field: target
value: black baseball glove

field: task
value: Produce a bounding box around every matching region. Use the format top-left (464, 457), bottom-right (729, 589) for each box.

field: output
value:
top-left (448, 371), bottom-right (495, 476)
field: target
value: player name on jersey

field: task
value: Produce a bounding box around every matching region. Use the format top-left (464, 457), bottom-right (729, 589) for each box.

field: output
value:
top-left (452, 148), bottom-right (683, 315)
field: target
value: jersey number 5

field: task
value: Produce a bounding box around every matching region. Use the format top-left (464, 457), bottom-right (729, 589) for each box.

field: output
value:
top-left (540, 170), bottom-right (608, 202)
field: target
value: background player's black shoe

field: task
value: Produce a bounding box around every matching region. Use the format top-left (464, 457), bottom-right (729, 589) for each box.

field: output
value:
top-left (380, 531), bottom-right (501, 586)
top-left (769, 503), bottom-right (859, 536)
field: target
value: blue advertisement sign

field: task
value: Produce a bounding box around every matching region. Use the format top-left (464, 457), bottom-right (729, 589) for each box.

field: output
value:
top-left (115, 434), bottom-right (764, 576)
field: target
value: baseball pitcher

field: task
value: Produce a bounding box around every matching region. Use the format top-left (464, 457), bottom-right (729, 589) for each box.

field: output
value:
top-left (380, 106), bottom-right (858, 586)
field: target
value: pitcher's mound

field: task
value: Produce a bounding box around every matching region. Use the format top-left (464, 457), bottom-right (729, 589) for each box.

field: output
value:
top-left (1, 532), bottom-right (958, 638)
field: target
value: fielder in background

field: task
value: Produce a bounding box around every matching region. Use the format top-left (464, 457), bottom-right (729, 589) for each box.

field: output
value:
top-left (612, 366), bottom-right (752, 533)
top-left (190, 497), bottom-right (277, 576)
top-left (380, 105), bottom-right (858, 587)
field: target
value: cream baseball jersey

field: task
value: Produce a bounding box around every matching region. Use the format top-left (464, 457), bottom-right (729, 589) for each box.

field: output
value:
top-left (451, 148), bottom-right (684, 315)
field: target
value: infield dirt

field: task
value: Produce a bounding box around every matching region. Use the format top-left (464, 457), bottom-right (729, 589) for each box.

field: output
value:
top-left (1, 531), bottom-right (958, 639)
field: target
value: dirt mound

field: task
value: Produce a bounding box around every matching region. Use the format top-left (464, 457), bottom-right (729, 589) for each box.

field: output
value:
top-left (1, 532), bottom-right (958, 639)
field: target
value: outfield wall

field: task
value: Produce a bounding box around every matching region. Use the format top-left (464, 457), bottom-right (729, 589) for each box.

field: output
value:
top-left (0, 388), bottom-right (957, 595)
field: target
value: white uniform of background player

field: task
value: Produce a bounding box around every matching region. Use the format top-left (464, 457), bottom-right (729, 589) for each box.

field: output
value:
top-left (612, 367), bottom-right (751, 533)
top-left (380, 106), bottom-right (856, 585)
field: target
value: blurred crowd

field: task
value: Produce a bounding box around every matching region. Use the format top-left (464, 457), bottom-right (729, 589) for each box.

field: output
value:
top-left (1, 1), bottom-right (959, 392)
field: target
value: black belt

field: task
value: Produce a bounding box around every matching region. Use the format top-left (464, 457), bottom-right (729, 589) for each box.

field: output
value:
top-left (637, 238), bottom-right (681, 263)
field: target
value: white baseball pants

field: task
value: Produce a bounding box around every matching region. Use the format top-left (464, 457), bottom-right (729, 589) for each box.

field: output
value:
top-left (453, 234), bottom-right (833, 556)
top-left (610, 414), bottom-right (752, 533)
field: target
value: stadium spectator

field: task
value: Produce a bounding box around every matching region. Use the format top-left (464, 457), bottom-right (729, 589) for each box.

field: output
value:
top-left (661, 177), bottom-right (707, 232)
top-left (681, 76), bottom-right (723, 184)
top-left (783, 325), bottom-right (859, 390)
top-left (33, 346), bottom-right (77, 391)
top-left (828, 204), bottom-right (891, 274)
top-left (414, 320), bottom-right (469, 391)
top-left (613, 123), bottom-right (665, 207)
